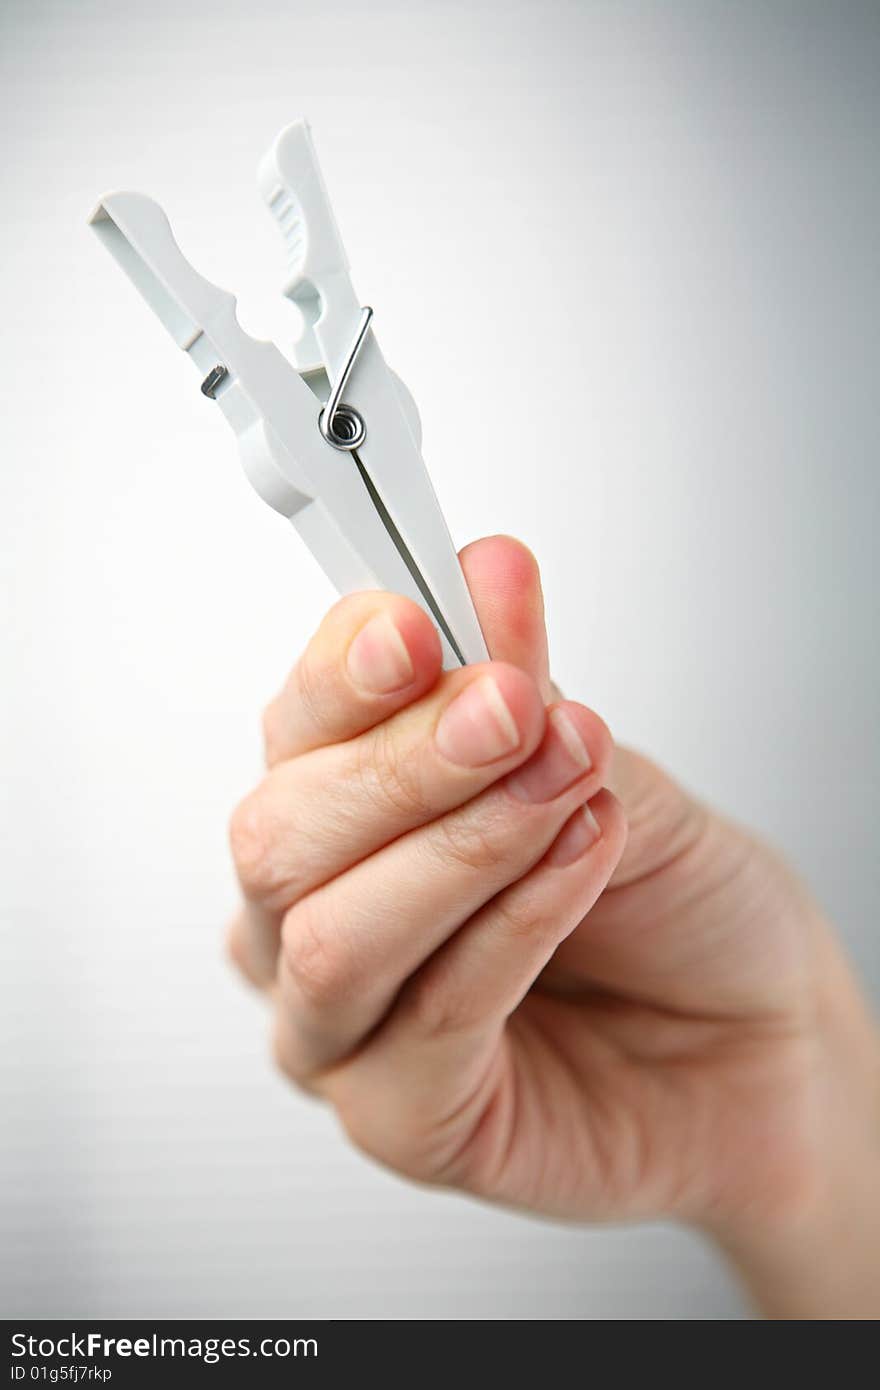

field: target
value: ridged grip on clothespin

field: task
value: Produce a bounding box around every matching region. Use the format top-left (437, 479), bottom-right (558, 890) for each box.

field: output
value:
top-left (257, 120), bottom-right (360, 376)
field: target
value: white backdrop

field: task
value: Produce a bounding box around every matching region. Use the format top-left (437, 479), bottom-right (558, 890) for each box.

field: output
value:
top-left (2, 0), bottom-right (878, 1319)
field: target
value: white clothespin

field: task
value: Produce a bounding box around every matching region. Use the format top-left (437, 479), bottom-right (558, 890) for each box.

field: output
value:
top-left (89, 119), bottom-right (488, 669)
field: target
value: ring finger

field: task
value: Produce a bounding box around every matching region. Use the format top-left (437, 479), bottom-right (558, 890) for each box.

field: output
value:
top-left (273, 701), bottom-right (611, 1078)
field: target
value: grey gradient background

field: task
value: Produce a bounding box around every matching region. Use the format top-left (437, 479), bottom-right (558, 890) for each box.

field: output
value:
top-left (2, 0), bottom-right (878, 1319)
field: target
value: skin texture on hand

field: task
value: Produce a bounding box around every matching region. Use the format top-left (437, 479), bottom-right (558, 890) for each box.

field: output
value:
top-left (227, 535), bottom-right (880, 1319)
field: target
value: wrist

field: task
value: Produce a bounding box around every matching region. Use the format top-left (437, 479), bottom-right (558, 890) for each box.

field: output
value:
top-left (713, 1144), bottom-right (880, 1319)
top-left (706, 959), bottom-right (880, 1318)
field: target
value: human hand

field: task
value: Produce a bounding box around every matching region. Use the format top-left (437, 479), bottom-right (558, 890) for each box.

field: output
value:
top-left (228, 536), bottom-right (879, 1317)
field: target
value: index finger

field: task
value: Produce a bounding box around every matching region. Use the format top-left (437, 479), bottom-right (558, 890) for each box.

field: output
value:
top-left (263, 535), bottom-right (551, 766)
top-left (262, 590), bottom-right (443, 765)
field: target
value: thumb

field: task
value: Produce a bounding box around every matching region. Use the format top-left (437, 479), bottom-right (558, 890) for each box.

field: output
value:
top-left (459, 535), bottom-right (552, 701)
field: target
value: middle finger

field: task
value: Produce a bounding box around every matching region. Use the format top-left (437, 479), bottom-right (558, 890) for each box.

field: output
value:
top-left (230, 660), bottom-right (546, 937)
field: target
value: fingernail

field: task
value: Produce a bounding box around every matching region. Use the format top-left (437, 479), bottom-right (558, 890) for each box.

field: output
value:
top-left (507, 707), bottom-right (592, 803)
top-left (546, 804), bottom-right (601, 866)
top-left (346, 613), bottom-right (415, 694)
top-left (435, 675), bottom-right (521, 766)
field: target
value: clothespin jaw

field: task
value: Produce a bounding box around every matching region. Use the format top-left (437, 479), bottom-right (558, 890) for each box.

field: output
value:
top-left (256, 119), bottom-right (356, 379)
top-left (89, 122), bottom-right (489, 669)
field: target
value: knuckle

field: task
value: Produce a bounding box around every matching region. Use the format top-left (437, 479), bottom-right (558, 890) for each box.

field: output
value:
top-left (328, 1077), bottom-right (444, 1181)
top-left (225, 919), bottom-right (249, 975)
top-left (431, 800), bottom-right (512, 877)
top-left (269, 1014), bottom-right (321, 1095)
top-left (356, 721), bottom-right (430, 820)
top-left (491, 888), bottom-right (555, 947)
top-left (228, 791), bottom-right (271, 886)
top-left (398, 968), bottom-right (472, 1040)
top-left (280, 898), bottom-right (353, 1015)
top-left (270, 1019), bottom-right (300, 1083)
top-left (293, 649), bottom-right (328, 734)
top-left (228, 784), bottom-right (298, 905)
top-left (260, 698), bottom-right (284, 765)
top-left (341, 1118), bottom-right (434, 1182)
